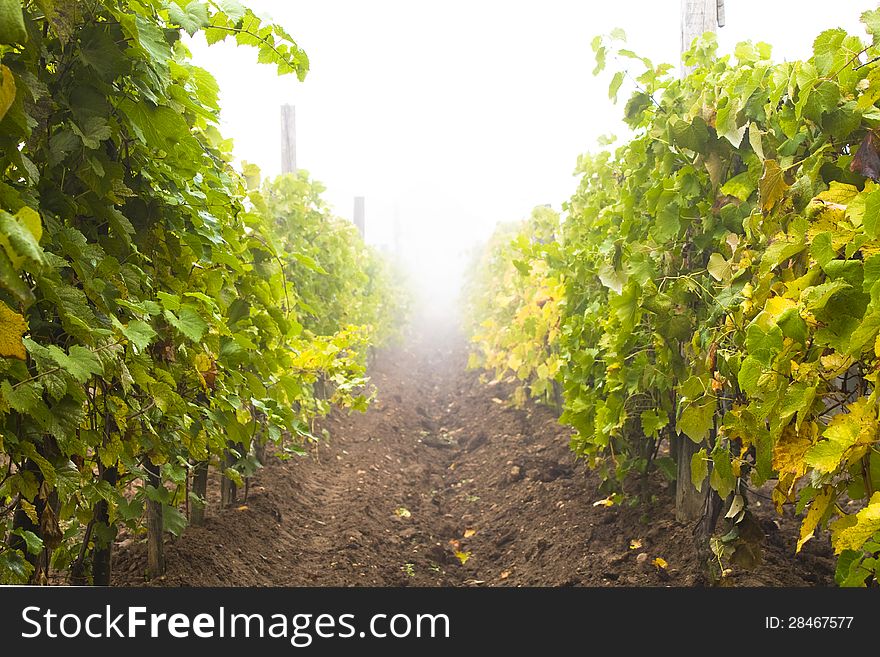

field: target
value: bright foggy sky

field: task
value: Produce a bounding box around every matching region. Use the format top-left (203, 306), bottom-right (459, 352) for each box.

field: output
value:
top-left (186, 1), bottom-right (869, 309)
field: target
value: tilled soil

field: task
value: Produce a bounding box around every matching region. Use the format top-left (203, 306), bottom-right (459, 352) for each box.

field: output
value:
top-left (113, 322), bottom-right (835, 587)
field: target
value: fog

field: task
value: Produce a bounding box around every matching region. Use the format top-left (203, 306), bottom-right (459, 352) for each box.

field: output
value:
top-left (187, 0), bottom-right (867, 316)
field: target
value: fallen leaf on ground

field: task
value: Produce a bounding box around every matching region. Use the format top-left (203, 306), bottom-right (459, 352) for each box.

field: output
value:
top-left (593, 496), bottom-right (614, 507)
top-left (500, 570), bottom-right (510, 579)
top-left (394, 507), bottom-right (411, 518)
top-left (629, 539), bottom-right (642, 550)
top-left (236, 505), bottom-right (248, 511)
top-left (464, 529), bottom-right (476, 538)
top-left (652, 557), bottom-right (668, 569)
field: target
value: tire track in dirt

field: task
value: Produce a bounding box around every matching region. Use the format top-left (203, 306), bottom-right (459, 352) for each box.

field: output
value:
top-left (114, 321), bottom-right (836, 587)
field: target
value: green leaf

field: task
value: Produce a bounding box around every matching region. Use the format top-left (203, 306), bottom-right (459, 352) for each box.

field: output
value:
top-left (745, 320), bottom-right (783, 364)
top-left (863, 188), bottom-right (880, 239)
top-left (162, 504), bottom-right (188, 537)
top-left (19, 442), bottom-right (56, 489)
top-left (801, 279), bottom-right (851, 311)
top-left (164, 307), bottom-right (208, 342)
top-left (805, 400), bottom-right (877, 473)
top-left (848, 312), bottom-right (880, 355)
top-left (810, 232), bottom-right (835, 268)
top-left (832, 492), bottom-right (880, 553)
top-left (669, 116), bottom-right (708, 153)
top-left (863, 8), bottom-right (880, 45)
top-left (608, 70), bottom-right (624, 101)
top-left (1, 379), bottom-right (42, 413)
top-left (716, 96), bottom-right (745, 147)
top-left (623, 92), bottom-right (651, 125)
top-left (12, 528), bottom-right (44, 556)
top-left (46, 344), bottom-right (103, 383)
top-left (779, 382), bottom-right (816, 425)
top-left (598, 263), bottom-right (626, 294)
top-left (167, 1), bottom-right (209, 36)
top-left (640, 408), bottom-right (668, 437)
top-left (0, 209), bottom-right (45, 274)
top-left (737, 356), bottom-right (764, 395)
top-left (720, 172), bottom-right (754, 201)
top-left (677, 376), bottom-right (716, 443)
top-left (292, 251), bottom-right (329, 275)
top-left (121, 320), bottom-right (157, 352)
top-left (215, 0), bottom-right (246, 22)
top-left (777, 307), bottom-right (808, 345)
top-left (0, 0), bottom-right (28, 45)
top-left (707, 253), bottom-right (732, 282)
top-left (71, 117), bottom-right (112, 149)
top-left (654, 200), bottom-right (680, 241)
top-left (813, 29), bottom-right (846, 76)
top-left (513, 260), bottom-right (531, 276)
top-left (691, 448), bottom-right (708, 493)
top-left (748, 122), bottom-right (764, 160)
top-left (0, 550), bottom-right (33, 584)
top-left (710, 443), bottom-right (735, 499)
top-left (835, 549), bottom-right (870, 586)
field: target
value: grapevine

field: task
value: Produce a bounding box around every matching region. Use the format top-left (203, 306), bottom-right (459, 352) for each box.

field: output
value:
top-left (0, 0), bottom-right (402, 584)
top-left (466, 12), bottom-right (880, 585)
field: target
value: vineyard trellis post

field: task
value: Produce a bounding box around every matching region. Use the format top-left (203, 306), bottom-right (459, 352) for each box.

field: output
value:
top-left (281, 104), bottom-right (297, 175)
top-left (354, 196), bottom-right (365, 238)
top-left (674, 0), bottom-right (724, 523)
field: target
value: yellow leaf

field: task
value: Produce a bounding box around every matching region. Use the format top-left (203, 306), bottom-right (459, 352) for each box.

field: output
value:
top-left (499, 570), bottom-right (510, 579)
top-left (463, 529), bottom-right (476, 538)
top-left (772, 424), bottom-right (812, 479)
top-left (593, 496), bottom-right (614, 507)
top-left (16, 207), bottom-right (42, 243)
top-left (236, 505), bottom-right (249, 512)
top-left (820, 352), bottom-right (852, 376)
top-left (652, 557), bottom-right (668, 569)
top-left (394, 507), bottom-right (411, 518)
top-left (0, 65), bottom-right (14, 123)
top-left (20, 499), bottom-right (38, 524)
top-left (796, 486), bottom-right (834, 553)
top-left (454, 550), bottom-right (471, 565)
top-left (764, 296), bottom-right (796, 320)
top-left (831, 492), bottom-right (880, 554)
top-left (0, 300), bottom-right (27, 360)
top-left (759, 159), bottom-right (789, 213)
top-left (629, 539), bottom-right (643, 550)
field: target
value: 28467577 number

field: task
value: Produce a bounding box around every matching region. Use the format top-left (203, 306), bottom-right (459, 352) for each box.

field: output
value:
top-left (765, 616), bottom-right (854, 629)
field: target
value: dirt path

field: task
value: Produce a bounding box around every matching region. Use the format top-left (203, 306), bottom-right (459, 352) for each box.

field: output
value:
top-left (114, 322), bottom-right (835, 587)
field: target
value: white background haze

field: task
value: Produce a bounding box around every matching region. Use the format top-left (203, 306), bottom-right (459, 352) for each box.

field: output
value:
top-left (187, 1), bottom-right (868, 314)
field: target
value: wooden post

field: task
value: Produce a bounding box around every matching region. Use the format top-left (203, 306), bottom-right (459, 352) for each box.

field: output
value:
top-left (281, 104), bottom-right (297, 175)
top-left (680, 0), bottom-right (722, 76)
top-left (190, 461), bottom-right (208, 526)
top-left (145, 457), bottom-right (165, 579)
top-left (353, 196), bottom-right (365, 238)
top-left (392, 204), bottom-right (401, 260)
top-left (91, 464), bottom-right (118, 585)
top-left (220, 447), bottom-right (238, 508)
top-left (675, 0), bottom-right (722, 524)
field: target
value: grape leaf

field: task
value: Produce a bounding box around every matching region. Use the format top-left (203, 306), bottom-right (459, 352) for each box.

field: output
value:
top-left (0, 64), bottom-right (15, 122)
top-left (0, 300), bottom-right (27, 359)
top-left (759, 159), bottom-right (788, 213)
